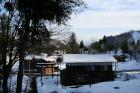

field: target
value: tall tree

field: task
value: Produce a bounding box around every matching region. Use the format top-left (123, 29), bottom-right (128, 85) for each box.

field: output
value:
top-left (67, 32), bottom-right (79, 53)
top-left (101, 35), bottom-right (107, 52)
top-left (0, 0), bottom-right (85, 93)
top-left (107, 44), bottom-right (115, 53)
top-left (121, 39), bottom-right (128, 62)
top-left (79, 40), bottom-right (84, 53)
top-left (16, 0), bottom-right (85, 93)
top-left (0, 1), bottom-right (21, 92)
top-left (79, 40), bottom-right (84, 48)
top-left (91, 41), bottom-right (101, 52)
top-left (121, 39), bottom-right (129, 54)
top-left (0, 13), bottom-right (19, 93)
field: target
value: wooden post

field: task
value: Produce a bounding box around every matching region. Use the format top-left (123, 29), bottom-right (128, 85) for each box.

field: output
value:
top-left (114, 62), bottom-right (117, 78)
top-left (52, 64), bottom-right (54, 78)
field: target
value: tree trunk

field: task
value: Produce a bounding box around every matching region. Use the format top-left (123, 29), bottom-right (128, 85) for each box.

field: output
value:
top-left (2, 56), bottom-right (11, 93)
top-left (16, 15), bottom-right (29, 93)
top-left (2, 46), bottom-right (9, 93)
top-left (16, 41), bottom-right (24, 93)
top-left (3, 70), bottom-right (9, 93)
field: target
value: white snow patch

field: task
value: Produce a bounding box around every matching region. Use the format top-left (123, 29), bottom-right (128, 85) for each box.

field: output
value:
top-left (25, 54), bottom-right (57, 62)
top-left (63, 54), bottom-right (117, 63)
top-left (36, 56), bottom-right (140, 93)
top-left (8, 75), bottom-right (30, 93)
top-left (12, 62), bottom-right (19, 72)
top-left (117, 60), bottom-right (140, 71)
top-left (132, 31), bottom-right (140, 43)
top-left (37, 76), bottom-right (140, 93)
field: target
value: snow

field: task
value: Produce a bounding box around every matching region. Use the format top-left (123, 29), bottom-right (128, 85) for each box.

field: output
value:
top-left (132, 31), bottom-right (140, 43)
top-left (25, 54), bottom-right (58, 62)
top-left (45, 56), bottom-right (58, 62)
top-left (108, 50), bottom-right (123, 56)
top-left (12, 62), bottom-right (19, 72)
top-left (8, 75), bottom-right (30, 93)
top-left (25, 55), bottom-right (42, 60)
top-left (10, 53), bottom-right (140, 93)
top-left (36, 55), bottom-right (140, 93)
top-left (57, 63), bottom-right (66, 70)
top-left (37, 76), bottom-right (140, 93)
top-left (117, 60), bottom-right (140, 71)
top-left (63, 54), bottom-right (117, 63)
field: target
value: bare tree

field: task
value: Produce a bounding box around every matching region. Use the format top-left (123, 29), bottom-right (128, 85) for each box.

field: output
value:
top-left (0, 1), bottom-right (21, 92)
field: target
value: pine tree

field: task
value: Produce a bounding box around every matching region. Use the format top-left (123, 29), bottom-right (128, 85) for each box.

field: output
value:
top-left (79, 40), bottom-right (84, 48)
top-left (79, 40), bottom-right (84, 53)
top-left (107, 44), bottom-right (115, 53)
top-left (67, 32), bottom-right (79, 54)
top-left (121, 39), bottom-right (128, 62)
top-left (121, 39), bottom-right (129, 54)
top-left (16, 0), bottom-right (86, 93)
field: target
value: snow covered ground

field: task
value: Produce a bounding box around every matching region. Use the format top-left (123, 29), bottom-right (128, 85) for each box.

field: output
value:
top-left (10, 53), bottom-right (140, 93)
top-left (117, 60), bottom-right (140, 71)
top-left (8, 75), bottom-right (30, 93)
top-left (37, 76), bottom-right (140, 93)
top-left (36, 58), bottom-right (140, 93)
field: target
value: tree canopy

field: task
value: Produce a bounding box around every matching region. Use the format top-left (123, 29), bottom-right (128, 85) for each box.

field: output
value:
top-left (17, 0), bottom-right (85, 24)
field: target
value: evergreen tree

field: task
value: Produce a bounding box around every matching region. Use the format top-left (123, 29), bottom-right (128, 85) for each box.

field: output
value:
top-left (121, 39), bottom-right (129, 54)
top-left (67, 32), bottom-right (79, 54)
top-left (96, 36), bottom-right (107, 52)
top-left (91, 41), bottom-right (101, 52)
top-left (0, 0), bottom-right (86, 93)
top-left (79, 40), bottom-right (84, 48)
top-left (102, 36), bottom-right (107, 43)
top-left (12, 0), bottom-right (85, 93)
top-left (107, 44), bottom-right (115, 52)
top-left (79, 40), bottom-right (84, 53)
top-left (121, 39), bottom-right (128, 62)
top-left (101, 35), bottom-right (107, 52)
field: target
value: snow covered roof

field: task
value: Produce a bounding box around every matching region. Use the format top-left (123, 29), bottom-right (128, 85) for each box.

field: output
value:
top-left (25, 54), bottom-right (57, 62)
top-left (63, 54), bottom-right (117, 63)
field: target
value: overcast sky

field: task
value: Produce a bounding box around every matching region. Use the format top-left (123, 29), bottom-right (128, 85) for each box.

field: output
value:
top-left (69, 0), bottom-right (140, 44)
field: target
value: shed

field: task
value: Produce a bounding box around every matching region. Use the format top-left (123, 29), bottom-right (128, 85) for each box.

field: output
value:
top-left (24, 55), bottom-right (57, 76)
top-left (60, 54), bottom-right (117, 86)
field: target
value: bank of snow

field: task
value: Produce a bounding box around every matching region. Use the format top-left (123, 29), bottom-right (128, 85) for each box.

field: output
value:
top-left (37, 76), bottom-right (140, 93)
top-left (117, 60), bottom-right (140, 71)
top-left (8, 75), bottom-right (30, 93)
top-left (132, 31), bottom-right (140, 43)
top-left (36, 55), bottom-right (140, 93)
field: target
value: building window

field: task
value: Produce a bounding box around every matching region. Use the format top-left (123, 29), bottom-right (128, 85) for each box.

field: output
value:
top-left (91, 66), bottom-right (95, 70)
top-left (101, 66), bottom-right (105, 71)
top-left (95, 66), bottom-right (101, 71)
top-left (104, 66), bottom-right (108, 70)
top-left (75, 74), bottom-right (89, 82)
top-left (108, 65), bottom-right (112, 70)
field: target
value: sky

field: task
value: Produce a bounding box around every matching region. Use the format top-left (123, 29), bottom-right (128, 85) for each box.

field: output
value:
top-left (69, 0), bottom-right (140, 44)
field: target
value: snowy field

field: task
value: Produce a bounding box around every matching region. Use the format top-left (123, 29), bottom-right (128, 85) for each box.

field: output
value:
top-left (36, 59), bottom-right (140, 93)
top-left (8, 75), bottom-right (30, 93)
top-left (37, 76), bottom-right (140, 93)
top-left (117, 60), bottom-right (140, 71)
top-left (9, 53), bottom-right (140, 93)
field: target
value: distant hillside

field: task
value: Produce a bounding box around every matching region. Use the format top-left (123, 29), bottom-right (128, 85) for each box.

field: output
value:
top-left (106, 30), bottom-right (140, 46)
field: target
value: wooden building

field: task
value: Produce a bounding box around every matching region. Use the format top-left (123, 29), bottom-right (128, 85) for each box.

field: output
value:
top-left (24, 55), bottom-right (57, 76)
top-left (60, 54), bottom-right (117, 86)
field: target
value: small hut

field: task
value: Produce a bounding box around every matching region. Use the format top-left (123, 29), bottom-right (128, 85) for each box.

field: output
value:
top-left (60, 54), bottom-right (117, 86)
